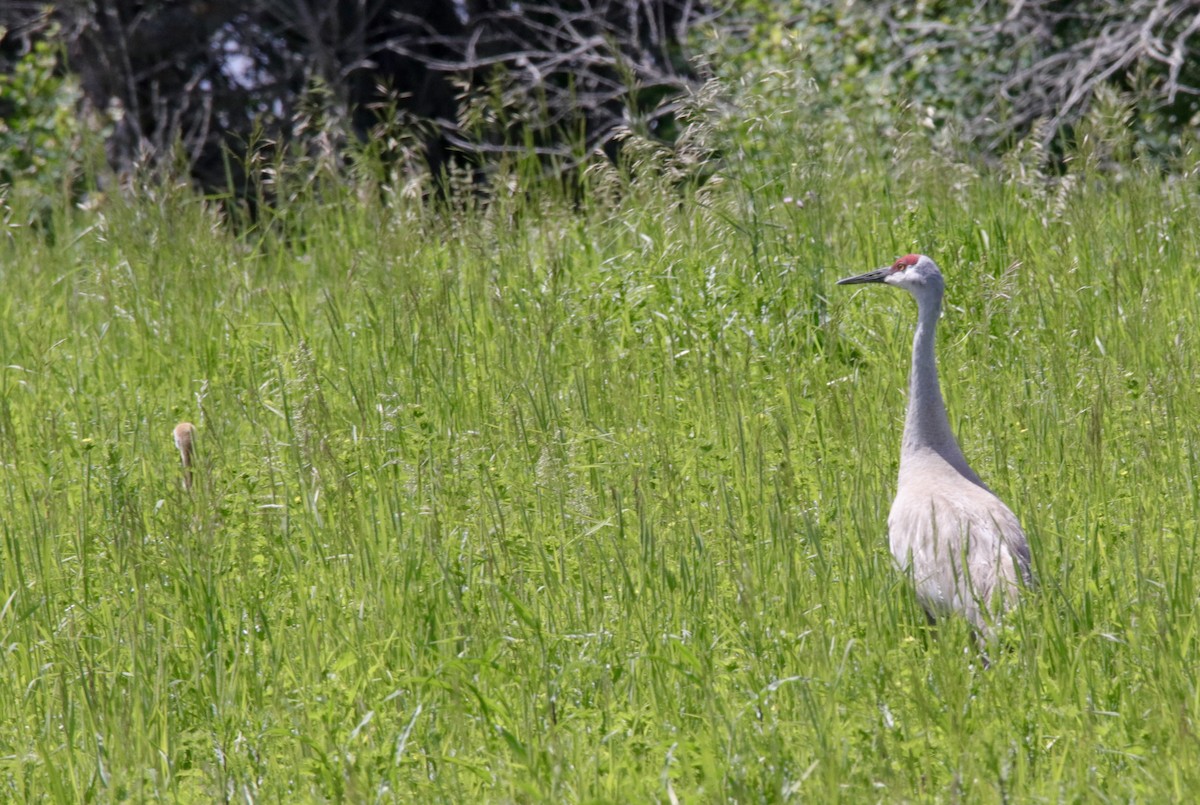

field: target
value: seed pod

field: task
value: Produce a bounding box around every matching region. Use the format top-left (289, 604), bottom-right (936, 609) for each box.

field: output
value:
top-left (174, 422), bottom-right (197, 491)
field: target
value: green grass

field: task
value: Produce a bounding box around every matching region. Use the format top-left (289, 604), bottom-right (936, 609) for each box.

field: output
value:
top-left (2, 99), bottom-right (1200, 802)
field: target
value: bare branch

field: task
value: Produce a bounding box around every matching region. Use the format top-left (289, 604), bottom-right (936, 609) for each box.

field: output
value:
top-left (35, 1), bottom-right (712, 196)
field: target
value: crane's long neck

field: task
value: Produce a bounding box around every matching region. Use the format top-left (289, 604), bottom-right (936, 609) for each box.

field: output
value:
top-left (901, 288), bottom-right (982, 484)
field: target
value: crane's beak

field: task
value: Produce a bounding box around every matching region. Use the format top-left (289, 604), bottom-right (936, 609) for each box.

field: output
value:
top-left (836, 266), bottom-right (892, 285)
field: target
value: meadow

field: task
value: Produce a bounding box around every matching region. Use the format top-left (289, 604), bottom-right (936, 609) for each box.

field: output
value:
top-left (3, 79), bottom-right (1200, 801)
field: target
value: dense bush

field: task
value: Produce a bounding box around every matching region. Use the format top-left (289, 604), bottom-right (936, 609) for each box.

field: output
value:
top-left (0, 22), bottom-right (103, 226)
top-left (731, 1), bottom-right (1200, 162)
top-left (2, 1), bottom-right (1199, 211)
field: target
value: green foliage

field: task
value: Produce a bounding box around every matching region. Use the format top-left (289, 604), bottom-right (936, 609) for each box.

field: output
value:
top-left (2, 62), bottom-right (1200, 801)
top-left (720, 1), bottom-right (996, 143)
top-left (723, 1), bottom-right (1200, 164)
top-left (0, 30), bottom-right (100, 224)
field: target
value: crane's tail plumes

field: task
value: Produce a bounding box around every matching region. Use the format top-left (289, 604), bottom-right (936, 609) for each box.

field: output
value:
top-left (174, 422), bottom-right (196, 492)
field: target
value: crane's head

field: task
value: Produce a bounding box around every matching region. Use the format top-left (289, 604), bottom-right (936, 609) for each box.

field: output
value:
top-left (836, 254), bottom-right (943, 297)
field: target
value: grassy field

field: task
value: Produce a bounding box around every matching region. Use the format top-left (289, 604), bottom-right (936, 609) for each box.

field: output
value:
top-left (3, 86), bottom-right (1200, 801)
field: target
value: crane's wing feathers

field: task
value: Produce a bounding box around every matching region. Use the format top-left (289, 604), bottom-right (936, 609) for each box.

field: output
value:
top-left (993, 505), bottom-right (1034, 588)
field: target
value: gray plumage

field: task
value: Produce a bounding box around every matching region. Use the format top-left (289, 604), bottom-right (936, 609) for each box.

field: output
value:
top-left (839, 254), bottom-right (1033, 637)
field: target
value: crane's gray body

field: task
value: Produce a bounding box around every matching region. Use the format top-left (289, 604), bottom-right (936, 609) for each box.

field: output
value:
top-left (840, 255), bottom-right (1032, 636)
top-left (888, 448), bottom-right (1031, 632)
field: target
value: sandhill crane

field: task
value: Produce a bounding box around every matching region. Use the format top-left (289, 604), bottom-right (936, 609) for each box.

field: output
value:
top-left (174, 422), bottom-right (197, 492)
top-left (838, 254), bottom-right (1032, 638)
